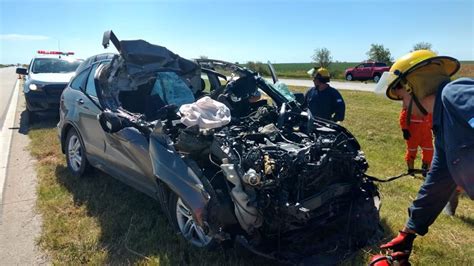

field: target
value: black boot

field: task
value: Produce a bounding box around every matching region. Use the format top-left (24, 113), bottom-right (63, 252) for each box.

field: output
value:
top-left (421, 162), bottom-right (430, 177)
top-left (407, 160), bottom-right (415, 176)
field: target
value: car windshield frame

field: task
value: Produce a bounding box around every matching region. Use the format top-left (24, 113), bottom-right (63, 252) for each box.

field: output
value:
top-left (195, 59), bottom-right (298, 107)
top-left (31, 58), bottom-right (82, 74)
top-left (262, 78), bottom-right (296, 102)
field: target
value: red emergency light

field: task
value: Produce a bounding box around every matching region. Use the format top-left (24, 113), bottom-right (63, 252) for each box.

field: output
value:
top-left (37, 50), bottom-right (75, 56)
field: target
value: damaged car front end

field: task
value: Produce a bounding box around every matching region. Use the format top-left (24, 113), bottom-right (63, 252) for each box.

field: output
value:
top-left (60, 31), bottom-right (383, 264)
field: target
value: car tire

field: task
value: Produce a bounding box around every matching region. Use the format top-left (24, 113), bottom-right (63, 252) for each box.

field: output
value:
top-left (373, 74), bottom-right (381, 83)
top-left (65, 128), bottom-right (91, 177)
top-left (168, 185), bottom-right (217, 249)
top-left (346, 73), bottom-right (353, 81)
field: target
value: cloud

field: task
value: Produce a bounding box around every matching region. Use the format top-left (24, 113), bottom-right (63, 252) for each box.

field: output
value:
top-left (0, 34), bottom-right (50, 41)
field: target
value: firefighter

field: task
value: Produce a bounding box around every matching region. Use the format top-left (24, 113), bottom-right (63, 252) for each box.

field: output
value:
top-left (374, 50), bottom-right (474, 263)
top-left (303, 67), bottom-right (345, 122)
top-left (393, 87), bottom-right (434, 176)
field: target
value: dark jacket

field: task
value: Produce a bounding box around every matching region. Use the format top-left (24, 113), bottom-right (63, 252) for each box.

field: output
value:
top-left (304, 85), bottom-right (345, 122)
top-left (406, 78), bottom-right (474, 235)
top-left (438, 78), bottom-right (474, 197)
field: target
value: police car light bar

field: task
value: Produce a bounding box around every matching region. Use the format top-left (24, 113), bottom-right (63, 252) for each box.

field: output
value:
top-left (37, 50), bottom-right (75, 55)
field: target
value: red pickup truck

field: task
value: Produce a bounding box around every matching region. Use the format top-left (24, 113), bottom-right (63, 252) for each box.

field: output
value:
top-left (344, 62), bottom-right (390, 83)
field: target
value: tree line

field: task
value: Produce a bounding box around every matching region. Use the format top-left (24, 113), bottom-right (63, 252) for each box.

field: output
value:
top-left (313, 42), bottom-right (433, 68)
top-left (201, 42), bottom-right (434, 77)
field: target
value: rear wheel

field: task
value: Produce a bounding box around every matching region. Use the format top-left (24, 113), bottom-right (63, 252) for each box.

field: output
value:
top-left (65, 128), bottom-right (90, 177)
top-left (346, 73), bottom-right (353, 81)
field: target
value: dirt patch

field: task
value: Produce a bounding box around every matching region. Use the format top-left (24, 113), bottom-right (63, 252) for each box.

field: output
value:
top-left (458, 64), bottom-right (474, 78)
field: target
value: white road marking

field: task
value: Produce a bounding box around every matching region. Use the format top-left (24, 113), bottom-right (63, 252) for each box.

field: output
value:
top-left (0, 80), bottom-right (20, 205)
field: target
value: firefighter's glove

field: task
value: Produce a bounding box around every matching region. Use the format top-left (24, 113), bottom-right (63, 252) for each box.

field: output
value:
top-left (380, 231), bottom-right (416, 256)
top-left (402, 129), bottom-right (411, 140)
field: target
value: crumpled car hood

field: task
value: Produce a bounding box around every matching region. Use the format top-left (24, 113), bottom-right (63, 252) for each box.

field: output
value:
top-left (97, 34), bottom-right (200, 112)
top-left (117, 39), bottom-right (198, 80)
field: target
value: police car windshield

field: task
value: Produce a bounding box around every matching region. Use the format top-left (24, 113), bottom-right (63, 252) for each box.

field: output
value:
top-left (31, 58), bottom-right (81, 74)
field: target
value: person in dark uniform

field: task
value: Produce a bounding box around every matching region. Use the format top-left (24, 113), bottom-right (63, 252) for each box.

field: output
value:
top-left (303, 67), bottom-right (345, 122)
top-left (374, 50), bottom-right (474, 265)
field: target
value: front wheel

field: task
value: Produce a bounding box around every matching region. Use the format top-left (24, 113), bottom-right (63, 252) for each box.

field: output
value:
top-left (169, 193), bottom-right (216, 248)
top-left (346, 73), bottom-right (353, 81)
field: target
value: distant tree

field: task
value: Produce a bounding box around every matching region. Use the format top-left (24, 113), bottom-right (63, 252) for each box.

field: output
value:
top-left (411, 42), bottom-right (433, 52)
top-left (246, 61), bottom-right (257, 71)
top-left (246, 61), bottom-right (270, 76)
top-left (366, 44), bottom-right (393, 65)
top-left (311, 48), bottom-right (332, 68)
top-left (199, 55), bottom-right (209, 59)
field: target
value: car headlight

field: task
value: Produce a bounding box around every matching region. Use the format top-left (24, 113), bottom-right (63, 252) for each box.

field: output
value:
top-left (28, 83), bottom-right (39, 91)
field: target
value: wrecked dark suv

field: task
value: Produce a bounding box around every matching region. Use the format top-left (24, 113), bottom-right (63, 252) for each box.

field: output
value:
top-left (58, 31), bottom-right (382, 264)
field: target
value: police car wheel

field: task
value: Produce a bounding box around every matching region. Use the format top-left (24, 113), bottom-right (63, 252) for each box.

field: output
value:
top-left (65, 128), bottom-right (91, 177)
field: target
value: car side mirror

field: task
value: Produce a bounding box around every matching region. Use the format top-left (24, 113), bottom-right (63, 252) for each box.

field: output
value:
top-left (98, 110), bottom-right (123, 133)
top-left (294, 93), bottom-right (305, 105)
top-left (16, 68), bottom-right (27, 75)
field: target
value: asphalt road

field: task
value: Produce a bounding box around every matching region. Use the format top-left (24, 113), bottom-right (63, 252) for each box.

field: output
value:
top-left (278, 77), bottom-right (376, 92)
top-left (0, 67), bottom-right (18, 129)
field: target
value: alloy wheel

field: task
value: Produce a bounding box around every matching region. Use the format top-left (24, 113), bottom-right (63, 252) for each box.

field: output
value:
top-left (68, 134), bottom-right (82, 172)
top-left (175, 198), bottom-right (212, 247)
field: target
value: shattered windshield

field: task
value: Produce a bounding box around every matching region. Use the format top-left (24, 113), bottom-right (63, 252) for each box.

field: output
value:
top-left (151, 72), bottom-right (195, 107)
top-left (264, 80), bottom-right (295, 102)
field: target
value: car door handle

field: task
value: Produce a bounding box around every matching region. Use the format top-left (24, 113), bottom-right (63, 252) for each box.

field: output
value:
top-left (77, 99), bottom-right (84, 105)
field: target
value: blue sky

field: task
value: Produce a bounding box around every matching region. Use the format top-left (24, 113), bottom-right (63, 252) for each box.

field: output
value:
top-left (0, 0), bottom-right (473, 64)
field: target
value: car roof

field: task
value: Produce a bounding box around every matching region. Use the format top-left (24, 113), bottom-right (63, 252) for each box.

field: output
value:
top-left (76, 53), bottom-right (116, 74)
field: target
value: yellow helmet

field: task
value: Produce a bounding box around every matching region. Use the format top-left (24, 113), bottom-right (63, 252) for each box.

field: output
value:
top-left (307, 67), bottom-right (330, 78)
top-left (375, 50), bottom-right (460, 100)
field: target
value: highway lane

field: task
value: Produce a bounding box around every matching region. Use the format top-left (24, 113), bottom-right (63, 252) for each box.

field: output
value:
top-left (0, 67), bottom-right (18, 129)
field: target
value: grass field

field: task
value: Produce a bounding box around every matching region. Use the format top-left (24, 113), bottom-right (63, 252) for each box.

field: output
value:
top-left (271, 62), bottom-right (356, 79)
top-left (269, 61), bottom-right (474, 80)
top-left (29, 89), bottom-right (473, 265)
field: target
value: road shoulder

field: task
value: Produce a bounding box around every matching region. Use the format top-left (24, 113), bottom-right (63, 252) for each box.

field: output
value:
top-left (0, 83), bottom-right (49, 264)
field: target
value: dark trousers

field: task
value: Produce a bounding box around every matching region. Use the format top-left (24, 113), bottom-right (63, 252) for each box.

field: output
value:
top-left (406, 146), bottom-right (457, 235)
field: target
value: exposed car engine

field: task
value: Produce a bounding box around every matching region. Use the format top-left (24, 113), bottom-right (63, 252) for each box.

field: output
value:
top-left (171, 102), bottom-right (381, 263)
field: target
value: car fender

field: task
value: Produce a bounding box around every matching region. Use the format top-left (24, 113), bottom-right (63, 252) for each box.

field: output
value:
top-left (149, 131), bottom-right (210, 226)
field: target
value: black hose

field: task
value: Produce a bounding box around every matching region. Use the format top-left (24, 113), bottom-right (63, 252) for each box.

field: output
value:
top-left (364, 169), bottom-right (424, 183)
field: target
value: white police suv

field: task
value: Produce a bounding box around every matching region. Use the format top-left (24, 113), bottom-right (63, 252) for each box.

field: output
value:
top-left (16, 50), bottom-right (82, 117)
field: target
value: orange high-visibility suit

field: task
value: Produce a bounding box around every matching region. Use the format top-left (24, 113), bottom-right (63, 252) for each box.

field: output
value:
top-left (399, 109), bottom-right (434, 165)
